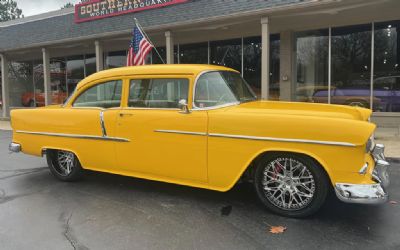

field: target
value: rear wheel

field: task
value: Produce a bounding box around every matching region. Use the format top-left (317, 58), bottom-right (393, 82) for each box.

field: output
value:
top-left (254, 153), bottom-right (329, 218)
top-left (46, 149), bottom-right (84, 181)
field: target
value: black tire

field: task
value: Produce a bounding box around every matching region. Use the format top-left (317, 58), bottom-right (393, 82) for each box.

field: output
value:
top-left (254, 153), bottom-right (329, 218)
top-left (28, 100), bottom-right (36, 107)
top-left (46, 149), bottom-right (84, 181)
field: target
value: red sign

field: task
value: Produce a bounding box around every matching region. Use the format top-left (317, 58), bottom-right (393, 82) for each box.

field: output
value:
top-left (75, 0), bottom-right (188, 23)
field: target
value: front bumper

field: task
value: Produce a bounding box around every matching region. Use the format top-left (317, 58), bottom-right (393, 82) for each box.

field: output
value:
top-left (335, 144), bottom-right (390, 204)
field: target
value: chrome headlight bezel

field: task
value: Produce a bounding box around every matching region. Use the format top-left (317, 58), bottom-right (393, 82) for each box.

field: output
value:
top-left (366, 134), bottom-right (375, 153)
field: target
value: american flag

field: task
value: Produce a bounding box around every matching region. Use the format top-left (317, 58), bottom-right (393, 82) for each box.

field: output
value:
top-left (127, 26), bottom-right (153, 66)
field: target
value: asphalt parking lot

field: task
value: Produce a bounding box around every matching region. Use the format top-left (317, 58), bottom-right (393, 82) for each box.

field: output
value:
top-left (0, 130), bottom-right (399, 250)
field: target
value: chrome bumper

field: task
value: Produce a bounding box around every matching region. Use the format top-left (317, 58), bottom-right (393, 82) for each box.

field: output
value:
top-left (335, 144), bottom-right (390, 204)
top-left (9, 142), bottom-right (21, 153)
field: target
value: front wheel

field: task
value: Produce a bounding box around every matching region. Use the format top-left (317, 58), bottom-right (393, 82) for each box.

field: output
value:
top-left (254, 153), bottom-right (329, 218)
top-left (46, 149), bottom-right (84, 181)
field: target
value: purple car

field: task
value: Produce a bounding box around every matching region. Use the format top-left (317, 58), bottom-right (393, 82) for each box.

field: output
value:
top-left (312, 76), bottom-right (400, 112)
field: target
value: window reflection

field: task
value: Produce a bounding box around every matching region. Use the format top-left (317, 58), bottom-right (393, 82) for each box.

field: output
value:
top-left (331, 24), bottom-right (372, 108)
top-left (9, 61), bottom-right (34, 107)
top-left (151, 47), bottom-right (166, 64)
top-left (374, 21), bottom-right (400, 112)
top-left (294, 29), bottom-right (329, 103)
top-left (50, 58), bottom-right (67, 105)
top-left (210, 38), bottom-right (242, 71)
top-left (179, 42), bottom-right (208, 64)
top-left (106, 51), bottom-right (127, 69)
top-left (85, 54), bottom-right (96, 77)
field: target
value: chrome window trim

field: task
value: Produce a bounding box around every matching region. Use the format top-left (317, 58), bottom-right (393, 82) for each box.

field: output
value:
top-left (16, 130), bottom-right (130, 142)
top-left (154, 130), bottom-right (207, 136)
top-left (153, 130), bottom-right (355, 147)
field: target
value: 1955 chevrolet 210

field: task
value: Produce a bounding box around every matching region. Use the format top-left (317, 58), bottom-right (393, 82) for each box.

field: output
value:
top-left (9, 65), bottom-right (390, 217)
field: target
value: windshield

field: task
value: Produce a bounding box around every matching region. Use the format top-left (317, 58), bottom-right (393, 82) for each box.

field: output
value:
top-left (194, 71), bottom-right (257, 108)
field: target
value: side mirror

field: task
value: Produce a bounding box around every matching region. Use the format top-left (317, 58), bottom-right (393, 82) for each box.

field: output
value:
top-left (178, 99), bottom-right (191, 114)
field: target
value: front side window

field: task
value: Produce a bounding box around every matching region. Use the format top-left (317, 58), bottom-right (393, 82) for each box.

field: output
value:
top-left (128, 78), bottom-right (189, 108)
top-left (194, 71), bottom-right (256, 108)
top-left (73, 80), bottom-right (122, 108)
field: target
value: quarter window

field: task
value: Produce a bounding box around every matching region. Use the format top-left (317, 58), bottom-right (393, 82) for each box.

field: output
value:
top-left (73, 80), bottom-right (122, 108)
top-left (128, 78), bottom-right (189, 108)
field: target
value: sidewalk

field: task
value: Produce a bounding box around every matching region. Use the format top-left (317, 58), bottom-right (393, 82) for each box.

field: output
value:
top-left (1, 120), bottom-right (398, 158)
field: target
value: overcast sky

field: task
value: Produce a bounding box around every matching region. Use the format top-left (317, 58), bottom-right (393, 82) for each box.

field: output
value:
top-left (15, 0), bottom-right (81, 17)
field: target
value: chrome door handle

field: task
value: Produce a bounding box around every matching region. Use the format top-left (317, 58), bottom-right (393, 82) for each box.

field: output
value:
top-left (119, 113), bottom-right (133, 117)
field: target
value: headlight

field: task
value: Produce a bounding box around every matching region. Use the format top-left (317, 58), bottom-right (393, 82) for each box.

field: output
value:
top-left (366, 135), bottom-right (375, 153)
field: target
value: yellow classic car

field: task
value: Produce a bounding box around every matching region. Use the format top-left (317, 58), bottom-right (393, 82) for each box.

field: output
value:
top-left (9, 64), bottom-right (390, 218)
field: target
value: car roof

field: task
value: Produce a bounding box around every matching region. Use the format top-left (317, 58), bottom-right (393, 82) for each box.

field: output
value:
top-left (76, 64), bottom-right (237, 90)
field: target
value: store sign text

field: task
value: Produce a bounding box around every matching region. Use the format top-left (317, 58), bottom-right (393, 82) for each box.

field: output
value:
top-left (75, 0), bottom-right (188, 23)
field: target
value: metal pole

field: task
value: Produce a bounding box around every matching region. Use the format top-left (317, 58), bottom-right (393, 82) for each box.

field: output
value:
top-left (328, 27), bottom-right (332, 104)
top-left (370, 22), bottom-right (375, 110)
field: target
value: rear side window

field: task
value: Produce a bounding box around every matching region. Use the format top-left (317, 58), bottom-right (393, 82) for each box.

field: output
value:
top-left (128, 78), bottom-right (189, 108)
top-left (73, 80), bottom-right (122, 108)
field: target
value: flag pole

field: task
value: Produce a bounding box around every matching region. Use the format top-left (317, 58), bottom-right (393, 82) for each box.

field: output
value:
top-left (134, 18), bottom-right (166, 64)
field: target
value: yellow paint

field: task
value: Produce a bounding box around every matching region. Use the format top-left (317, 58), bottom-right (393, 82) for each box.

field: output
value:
top-left (10, 65), bottom-right (377, 192)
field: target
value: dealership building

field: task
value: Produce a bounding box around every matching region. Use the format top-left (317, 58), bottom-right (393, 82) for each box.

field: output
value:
top-left (0, 0), bottom-right (399, 127)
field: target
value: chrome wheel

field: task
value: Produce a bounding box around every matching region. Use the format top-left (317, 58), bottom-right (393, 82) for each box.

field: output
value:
top-left (262, 157), bottom-right (316, 211)
top-left (56, 150), bottom-right (75, 176)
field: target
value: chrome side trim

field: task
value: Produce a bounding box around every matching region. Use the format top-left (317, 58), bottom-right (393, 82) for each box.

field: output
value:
top-left (16, 130), bottom-right (130, 142)
top-left (208, 133), bottom-right (356, 147)
top-left (100, 111), bottom-right (107, 137)
top-left (154, 130), bottom-right (207, 136)
top-left (154, 130), bottom-right (355, 147)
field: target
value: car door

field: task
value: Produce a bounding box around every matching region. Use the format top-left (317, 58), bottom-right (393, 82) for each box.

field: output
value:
top-left (115, 76), bottom-right (208, 183)
top-left (68, 79), bottom-right (123, 171)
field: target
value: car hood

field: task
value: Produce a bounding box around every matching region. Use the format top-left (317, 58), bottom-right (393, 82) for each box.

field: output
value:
top-left (228, 101), bottom-right (372, 121)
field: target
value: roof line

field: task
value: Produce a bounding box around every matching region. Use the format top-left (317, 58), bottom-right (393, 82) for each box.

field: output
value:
top-left (0, 0), bottom-right (339, 53)
top-left (0, 8), bottom-right (74, 28)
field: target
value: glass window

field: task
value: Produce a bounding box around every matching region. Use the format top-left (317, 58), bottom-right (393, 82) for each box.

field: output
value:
top-left (85, 54), bottom-right (96, 77)
top-left (331, 24), bottom-right (372, 108)
top-left (179, 42), bottom-right (208, 64)
top-left (374, 21), bottom-right (400, 112)
top-left (151, 47), bottom-right (166, 64)
top-left (210, 38), bottom-right (242, 71)
top-left (194, 71), bottom-right (256, 108)
top-left (106, 51), bottom-right (127, 69)
top-left (67, 55), bottom-right (84, 97)
top-left (73, 80), bottom-right (122, 108)
top-left (32, 60), bottom-right (45, 107)
top-left (9, 61), bottom-right (34, 108)
top-left (128, 78), bottom-right (189, 108)
top-left (243, 35), bottom-right (280, 99)
top-left (50, 58), bottom-right (67, 105)
top-left (294, 29), bottom-right (329, 103)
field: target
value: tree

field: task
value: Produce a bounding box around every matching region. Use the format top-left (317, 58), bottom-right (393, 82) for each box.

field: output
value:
top-left (0, 0), bottom-right (23, 22)
top-left (61, 2), bottom-right (74, 9)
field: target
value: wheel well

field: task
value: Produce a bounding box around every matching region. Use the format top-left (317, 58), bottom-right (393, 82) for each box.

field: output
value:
top-left (240, 151), bottom-right (331, 184)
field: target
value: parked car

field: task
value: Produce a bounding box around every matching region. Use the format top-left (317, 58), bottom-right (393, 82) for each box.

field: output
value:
top-left (9, 65), bottom-right (390, 218)
top-left (311, 76), bottom-right (400, 112)
top-left (21, 91), bottom-right (68, 107)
